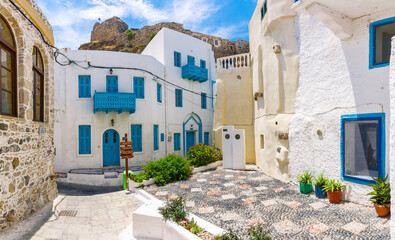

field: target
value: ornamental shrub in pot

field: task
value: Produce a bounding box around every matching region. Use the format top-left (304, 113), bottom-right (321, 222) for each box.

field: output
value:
top-left (367, 175), bottom-right (391, 217)
top-left (323, 179), bottom-right (346, 203)
top-left (313, 172), bottom-right (328, 198)
top-left (297, 171), bottom-right (313, 194)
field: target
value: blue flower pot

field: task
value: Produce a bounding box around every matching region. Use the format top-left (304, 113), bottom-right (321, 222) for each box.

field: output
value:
top-left (314, 185), bottom-right (327, 198)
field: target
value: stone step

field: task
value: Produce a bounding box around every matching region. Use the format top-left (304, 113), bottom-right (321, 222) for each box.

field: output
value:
top-left (104, 172), bottom-right (119, 179)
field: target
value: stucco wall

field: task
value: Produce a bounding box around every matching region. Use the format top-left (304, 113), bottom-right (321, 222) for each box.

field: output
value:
top-left (389, 36), bottom-right (395, 238)
top-left (0, 0), bottom-right (57, 229)
top-left (249, 0), bottom-right (299, 182)
top-left (214, 66), bottom-right (255, 164)
top-left (290, 12), bottom-right (393, 205)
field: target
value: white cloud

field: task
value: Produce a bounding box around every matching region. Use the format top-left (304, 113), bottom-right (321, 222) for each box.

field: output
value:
top-left (209, 22), bottom-right (249, 40)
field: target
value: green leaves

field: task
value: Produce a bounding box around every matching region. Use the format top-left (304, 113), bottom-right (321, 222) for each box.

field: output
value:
top-left (159, 196), bottom-right (188, 222)
top-left (367, 175), bottom-right (390, 207)
top-left (187, 143), bottom-right (220, 167)
top-left (297, 171), bottom-right (313, 184)
top-left (322, 179), bottom-right (346, 192)
top-left (313, 172), bottom-right (328, 187)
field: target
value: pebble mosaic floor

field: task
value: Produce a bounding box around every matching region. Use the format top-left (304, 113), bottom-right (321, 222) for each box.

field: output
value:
top-left (143, 167), bottom-right (390, 239)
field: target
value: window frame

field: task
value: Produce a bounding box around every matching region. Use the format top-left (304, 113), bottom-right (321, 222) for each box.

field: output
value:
top-left (133, 77), bottom-right (145, 99)
top-left (106, 75), bottom-right (118, 93)
top-left (153, 124), bottom-right (159, 151)
top-left (131, 124), bottom-right (142, 152)
top-left (340, 113), bottom-right (386, 185)
top-left (175, 89), bottom-right (183, 107)
top-left (78, 75), bottom-right (91, 99)
top-left (78, 125), bottom-right (91, 155)
top-left (0, 16), bottom-right (17, 117)
top-left (32, 46), bottom-right (44, 122)
top-left (174, 133), bottom-right (181, 151)
top-left (157, 83), bottom-right (162, 103)
top-left (204, 132), bottom-right (209, 145)
top-left (200, 60), bottom-right (206, 69)
top-left (261, 1), bottom-right (267, 21)
top-left (369, 16), bottom-right (395, 69)
top-left (174, 51), bottom-right (181, 67)
top-left (201, 92), bottom-right (207, 109)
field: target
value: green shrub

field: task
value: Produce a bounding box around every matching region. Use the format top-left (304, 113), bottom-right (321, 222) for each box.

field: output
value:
top-left (187, 143), bottom-right (220, 167)
top-left (247, 225), bottom-right (271, 240)
top-left (296, 171), bottom-right (313, 184)
top-left (323, 179), bottom-right (346, 192)
top-left (159, 196), bottom-right (188, 222)
top-left (126, 30), bottom-right (135, 40)
top-left (134, 154), bottom-right (191, 186)
top-left (313, 172), bottom-right (327, 187)
top-left (367, 175), bottom-right (391, 207)
top-left (149, 33), bottom-right (156, 40)
top-left (214, 229), bottom-right (242, 240)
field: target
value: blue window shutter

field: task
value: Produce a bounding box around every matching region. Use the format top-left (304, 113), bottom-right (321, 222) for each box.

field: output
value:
top-left (161, 133), bottom-right (164, 142)
top-left (175, 89), bottom-right (182, 107)
top-left (153, 125), bottom-right (159, 150)
top-left (157, 83), bottom-right (162, 103)
top-left (174, 133), bottom-right (180, 151)
top-left (201, 93), bottom-right (207, 109)
top-left (106, 76), bottom-right (118, 93)
top-left (134, 77), bottom-right (145, 99)
top-left (79, 125), bottom-right (91, 154)
top-left (179, 90), bottom-right (183, 107)
top-left (131, 125), bottom-right (142, 152)
top-left (78, 75), bottom-right (91, 98)
top-left (174, 51), bottom-right (181, 67)
top-left (204, 132), bottom-right (209, 145)
top-left (200, 60), bottom-right (206, 69)
top-left (187, 56), bottom-right (195, 65)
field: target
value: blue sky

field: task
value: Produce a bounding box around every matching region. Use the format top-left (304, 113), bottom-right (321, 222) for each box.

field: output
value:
top-left (35, 0), bottom-right (257, 49)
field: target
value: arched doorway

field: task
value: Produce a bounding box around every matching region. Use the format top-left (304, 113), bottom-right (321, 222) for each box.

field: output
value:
top-left (103, 129), bottom-right (120, 166)
top-left (183, 113), bottom-right (202, 156)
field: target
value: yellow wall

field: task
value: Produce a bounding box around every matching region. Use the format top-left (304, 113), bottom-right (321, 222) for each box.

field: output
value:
top-left (214, 66), bottom-right (256, 164)
top-left (249, 0), bottom-right (299, 182)
top-left (15, 0), bottom-right (54, 45)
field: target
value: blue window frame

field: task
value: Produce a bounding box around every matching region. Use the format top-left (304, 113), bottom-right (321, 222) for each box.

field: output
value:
top-left (201, 93), bottom-right (207, 109)
top-left (341, 113), bottom-right (385, 185)
top-left (261, 1), bottom-right (267, 20)
top-left (175, 89), bottom-right (182, 107)
top-left (174, 51), bottom-right (181, 67)
top-left (369, 17), bottom-right (395, 69)
top-left (153, 125), bottom-right (159, 151)
top-left (174, 133), bottom-right (181, 151)
top-left (157, 83), bottom-right (162, 103)
top-left (131, 124), bottom-right (142, 152)
top-left (187, 55), bottom-right (195, 65)
top-left (204, 132), bottom-right (209, 145)
top-left (161, 133), bottom-right (164, 142)
top-left (78, 75), bottom-right (91, 98)
top-left (200, 60), bottom-right (206, 69)
top-left (106, 76), bottom-right (118, 93)
top-left (134, 77), bottom-right (144, 99)
top-left (78, 125), bottom-right (91, 154)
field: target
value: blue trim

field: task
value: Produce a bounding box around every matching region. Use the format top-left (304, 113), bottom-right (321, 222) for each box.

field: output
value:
top-left (133, 77), bottom-right (145, 99)
top-left (78, 125), bottom-right (91, 154)
top-left (340, 113), bottom-right (385, 185)
top-left (131, 124), bottom-right (142, 152)
top-left (174, 51), bottom-right (181, 67)
top-left (153, 125), bottom-right (159, 151)
top-left (157, 83), bottom-right (162, 103)
top-left (211, 81), bottom-right (215, 109)
top-left (161, 133), bottom-right (164, 142)
top-left (204, 132), bottom-right (209, 145)
top-left (106, 75), bottom-right (118, 93)
top-left (175, 89), bottom-right (183, 107)
top-left (174, 133), bottom-right (181, 151)
top-left (369, 16), bottom-right (395, 69)
top-left (78, 75), bottom-right (91, 98)
top-left (201, 93), bottom-right (207, 109)
top-left (200, 60), bottom-right (206, 69)
top-left (182, 113), bottom-right (203, 156)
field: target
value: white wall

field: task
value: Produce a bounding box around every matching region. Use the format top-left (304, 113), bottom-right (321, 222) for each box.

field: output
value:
top-left (289, 11), bottom-right (393, 205)
top-left (389, 35), bottom-right (395, 238)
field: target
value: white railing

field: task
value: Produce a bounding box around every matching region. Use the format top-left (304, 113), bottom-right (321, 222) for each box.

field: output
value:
top-left (217, 53), bottom-right (251, 71)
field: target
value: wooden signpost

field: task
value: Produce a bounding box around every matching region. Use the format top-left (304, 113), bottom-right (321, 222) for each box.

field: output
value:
top-left (120, 133), bottom-right (133, 189)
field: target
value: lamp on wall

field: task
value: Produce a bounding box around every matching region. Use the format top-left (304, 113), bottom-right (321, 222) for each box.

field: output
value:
top-left (111, 119), bottom-right (114, 126)
top-left (109, 68), bottom-right (113, 74)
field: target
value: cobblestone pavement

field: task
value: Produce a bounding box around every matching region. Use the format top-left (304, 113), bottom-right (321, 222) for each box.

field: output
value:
top-left (1, 183), bottom-right (143, 240)
top-left (144, 167), bottom-right (390, 239)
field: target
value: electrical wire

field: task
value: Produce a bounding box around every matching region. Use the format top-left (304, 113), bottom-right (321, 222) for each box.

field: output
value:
top-left (164, 85), bottom-right (214, 112)
top-left (8, 0), bottom-right (215, 100)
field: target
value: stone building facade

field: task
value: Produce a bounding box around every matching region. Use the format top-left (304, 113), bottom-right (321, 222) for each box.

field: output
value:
top-left (0, 0), bottom-right (56, 229)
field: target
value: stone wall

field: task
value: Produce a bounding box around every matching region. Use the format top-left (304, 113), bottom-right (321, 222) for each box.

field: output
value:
top-left (0, 0), bottom-right (56, 230)
top-left (80, 18), bottom-right (249, 59)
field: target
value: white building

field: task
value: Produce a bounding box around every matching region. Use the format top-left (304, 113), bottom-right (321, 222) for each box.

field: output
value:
top-left (54, 28), bottom-right (215, 173)
top-left (289, 1), bottom-right (395, 205)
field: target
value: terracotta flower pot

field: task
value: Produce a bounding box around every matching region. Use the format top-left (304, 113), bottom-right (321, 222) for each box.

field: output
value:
top-left (327, 190), bottom-right (341, 203)
top-left (374, 203), bottom-right (391, 217)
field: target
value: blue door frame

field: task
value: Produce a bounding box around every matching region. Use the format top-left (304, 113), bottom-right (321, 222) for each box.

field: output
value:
top-left (103, 129), bottom-right (120, 166)
top-left (183, 113), bottom-right (202, 156)
top-left (186, 131), bottom-right (196, 154)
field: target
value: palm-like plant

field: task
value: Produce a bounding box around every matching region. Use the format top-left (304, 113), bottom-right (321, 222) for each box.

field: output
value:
top-left (323, 179), bottom-right (346, 192)
top-left (297, 171), bottom-right (313, 184)
top-left (313, 172), bottom-right (327, 187)
top-left (367, 175), bottom-right (391, 208)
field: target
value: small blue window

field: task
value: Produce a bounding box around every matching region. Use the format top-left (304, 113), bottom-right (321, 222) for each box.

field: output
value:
top-left (369, 17), bottom-right (395, 69)
top-left (106, 76), bottom-right (118, 93)
top-left (341, 113), bottom-right (385, 185)
top-left (157, 83), bottom-right (162, 103)
top-left (78, 75), bottom-right (91, 98)
top-left (200, 60), bottom-right (206, 69)
top-left (175, 89), bottom-right (182, 107)
top-left (174, 133), bottom-right (181, 151)
top-left (174, 51), bottom-right (181, 67)
top-left (161, 133), bottom-right (164, 142)
top-left (204, 132), bottom-right (209, 145)
top-left (131, 124), bottom-right (142, 152)
top-left (78, 125), bottom-right (91, 154)
top-left (201, 93), bottom-right (207, 109)
top-left (134, 77), bottom-right (144, 99)
top-left (261, 1), bottom-right (267, 20)
top-left (153, 125), bottom-right (159, 151)
top-left (187, 55), bottom-right (195, 65)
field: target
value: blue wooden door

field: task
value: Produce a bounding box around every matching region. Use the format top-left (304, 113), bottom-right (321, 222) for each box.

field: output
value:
top-left (103, 129), bottom-right (120, 166)
top-left (186, 131), bottom-right (195, 153)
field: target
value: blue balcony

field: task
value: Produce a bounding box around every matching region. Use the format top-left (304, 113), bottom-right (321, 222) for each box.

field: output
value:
top-left (93, 91), bottom-right (136, 114)
top-left (182, 63), bottom-right (208, 83)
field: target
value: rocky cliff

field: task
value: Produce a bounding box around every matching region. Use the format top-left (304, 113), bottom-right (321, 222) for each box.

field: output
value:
top-left (79, 17), bottom-right (249, 59)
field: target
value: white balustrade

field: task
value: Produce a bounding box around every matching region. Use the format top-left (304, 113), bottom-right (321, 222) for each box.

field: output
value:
top-left (216, 53), bottom-right (251, 71)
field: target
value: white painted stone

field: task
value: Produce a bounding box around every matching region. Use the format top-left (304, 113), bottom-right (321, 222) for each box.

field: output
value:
top-left (389, 36), bottom-right (395, 238)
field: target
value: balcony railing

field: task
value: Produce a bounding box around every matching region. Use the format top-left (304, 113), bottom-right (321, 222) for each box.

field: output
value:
top-left (182, 63), bottom-right (209, 83)
top-left (93, 91), bottom-right (136, 114)
top-left (217, 53), bottom-right (251, 72)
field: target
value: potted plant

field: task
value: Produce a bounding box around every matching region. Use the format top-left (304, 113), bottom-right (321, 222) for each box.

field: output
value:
top-left (323, 179), bottom-right (346, 203)
top-left (313, 172), bottom-right (327, 198)
top-left (367, 175), bottom-right (391, 217)
top-left (297, 171), bottom-right (313, 194)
